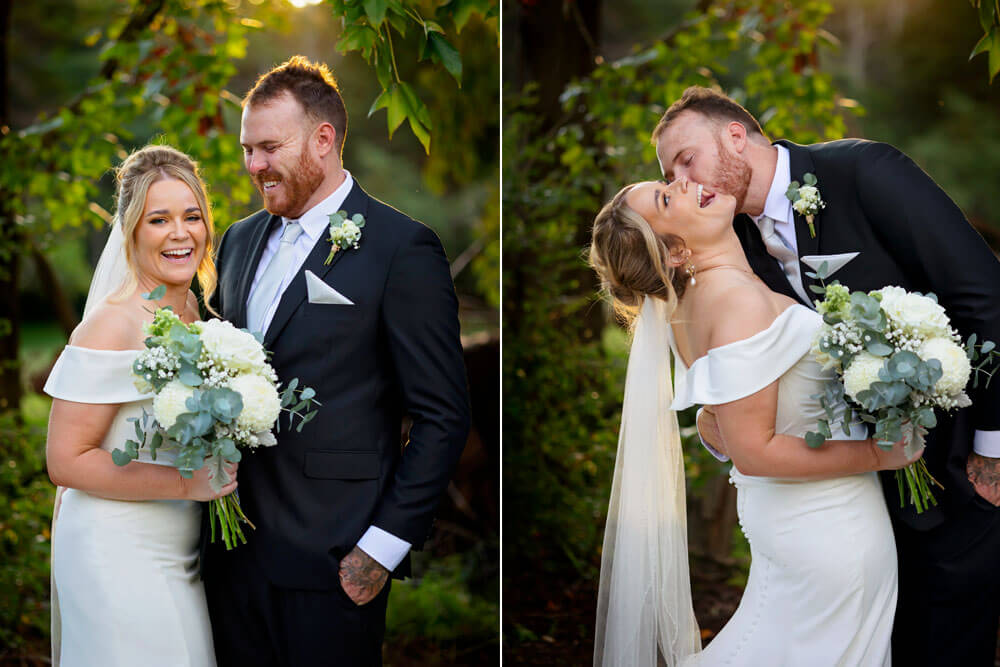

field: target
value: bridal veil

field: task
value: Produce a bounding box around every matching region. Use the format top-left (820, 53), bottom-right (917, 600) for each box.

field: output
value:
top-left (594, 296), bottom-right (701, 667)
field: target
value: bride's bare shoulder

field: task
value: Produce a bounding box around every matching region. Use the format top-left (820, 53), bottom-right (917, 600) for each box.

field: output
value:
top-left (696, 281), bottom-right (784, 350)
top-left (68, 300), bottom-right (143, 351)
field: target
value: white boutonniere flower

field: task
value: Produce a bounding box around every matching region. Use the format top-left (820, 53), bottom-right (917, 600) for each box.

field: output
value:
top-left (324, 210), bottom-right (366, 265)
top-left (786, 172), bottom-right (825, 238)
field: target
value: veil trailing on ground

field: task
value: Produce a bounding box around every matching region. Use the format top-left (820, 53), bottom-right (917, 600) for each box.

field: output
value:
top-left (82, 220), bottom-right (129, 320)
top-left (594, 296), bottom-right (701, 667)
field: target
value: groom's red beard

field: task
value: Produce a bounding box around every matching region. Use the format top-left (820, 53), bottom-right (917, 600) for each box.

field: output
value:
top-left (254, 149), bottom-right (325, 218)
top-left (711, 137), bottom-right (752, 214)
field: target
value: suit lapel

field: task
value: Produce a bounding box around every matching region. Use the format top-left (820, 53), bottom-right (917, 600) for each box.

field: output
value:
top-left (776, 140), bottom-right (821, 298)
top-left (263, 181), bottom-right (371, 348)
top-left (234, 212), bottom-right (281, 329)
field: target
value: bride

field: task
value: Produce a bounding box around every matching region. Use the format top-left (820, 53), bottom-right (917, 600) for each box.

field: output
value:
top-left (44, 145), bottom-right (236, 666)
top-left (588, 177), bottom-right (923, 666)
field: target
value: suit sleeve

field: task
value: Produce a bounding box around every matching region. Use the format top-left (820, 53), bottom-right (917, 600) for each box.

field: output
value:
top-left (371, 223), bottom-right (471, 548)
top-left (855, 142), bottom-right (1000, 433)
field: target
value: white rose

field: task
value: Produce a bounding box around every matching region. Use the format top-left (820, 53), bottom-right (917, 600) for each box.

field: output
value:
top-left (843, 352), bottom-right (886, 402)
top-left (342, 221), bottom-right (359, 236)
top-left (198, 318), bottom-right (267, 371)
top-left (877, 287), bottom-right (951, 338)
top-left (792, 198), bottom-right (811, 215)
top-left (919, 337), bottom-right (972, 396)
top-left (228, 373), bottom-right (282, 433)
top-left (153, 379), bottom-right (195, 430)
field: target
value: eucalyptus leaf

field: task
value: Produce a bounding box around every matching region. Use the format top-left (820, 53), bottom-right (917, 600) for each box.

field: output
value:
top-left (805, 432), bottom-right (826, 448)
top-left (111, 448), bottom-right (133, 466)
top-left (142, 284), bottom-right (167, 301)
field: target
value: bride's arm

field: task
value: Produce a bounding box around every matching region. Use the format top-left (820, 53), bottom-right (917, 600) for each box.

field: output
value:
top-left (45, 306), bottom-right (236, 502)
top-left (703, 289), bottom-right (917, 478)
top-left (46, 399), bottom-right (235, 501)
top-left (712, 381), bottom-right (914, 479)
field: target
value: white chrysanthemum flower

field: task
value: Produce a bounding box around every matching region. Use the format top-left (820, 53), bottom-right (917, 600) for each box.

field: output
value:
top-left (876, 286), bottom-right (950, 338)
top-left (198, 318), bottom-right (267, 371)
top-left (228, 373), bottom-right (281, 433)
top-left (920, 337), bottom-right (972, 396)
top-left (843, 352), bottom-right (886, 402)
top-left (153, 379), bottom-right (195, 430)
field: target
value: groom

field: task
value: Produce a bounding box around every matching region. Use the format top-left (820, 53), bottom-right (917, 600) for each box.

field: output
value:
top-left (204, 56), bottom-right (471, 666)
top-left (654, 86), bottom-right (1000, 666)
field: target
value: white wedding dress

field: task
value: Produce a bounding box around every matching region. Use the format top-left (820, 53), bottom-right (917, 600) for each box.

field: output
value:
top-left (670, 305), bottom-right (898, 667)
top-left (44, 345), bottom-right (216, 667)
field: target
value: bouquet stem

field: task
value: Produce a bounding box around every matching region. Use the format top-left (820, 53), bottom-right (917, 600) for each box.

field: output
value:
top-left (895, 459), bottom-right (942, 514)
top-left (209, 492), bottom-right (256, 550)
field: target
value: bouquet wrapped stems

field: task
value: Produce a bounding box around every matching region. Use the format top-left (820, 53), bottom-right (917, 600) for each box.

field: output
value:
top-left (209, 491), bottom-right (255, 551)
top-left (897, 458), bottom-right (941, 515)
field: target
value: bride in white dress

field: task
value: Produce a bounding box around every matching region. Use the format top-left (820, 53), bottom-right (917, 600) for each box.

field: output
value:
top-left (588, 178), bottom-right (923, 666)
top-left (44, 145), bottom-right (237, 666)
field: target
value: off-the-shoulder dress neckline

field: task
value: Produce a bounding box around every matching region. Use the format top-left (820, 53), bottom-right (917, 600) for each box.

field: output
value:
top-left (671, 303), bottom-right (812, 372)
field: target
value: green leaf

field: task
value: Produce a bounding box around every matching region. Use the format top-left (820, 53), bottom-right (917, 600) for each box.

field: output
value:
top-left (803, 172), bottom-right (818, 186)
top-left (980, 0), bottom-right (996, 33)
top-left (367, 89), bottom-right (391, 118)
top-left (805, 431), bottom-right (826, 448)
top-left (971, 29), bottom-right (993, 61)
top-left (178, 361), bottom-right (203, 387)
top-left (149, 431), bottom-right (163, 460)
top-left (296, 409), bottom-right (318, 433)
top-left (363, 0), bottom-right (388, 26)
top-left (142, 284), bottom-right (167, 301)
top-left (385, 85), bottom-right (407, 137)
top-left (982, 341), bottom-right (996, 354)
top-left (111, 448), bottom-right (133, 466)
top-left (809, 285), bottom-right (826, 295)
top-left (299, 387), bottom-right (316, 401)
top-left (206, 387), bottom-right (244, 422)
top-left (887, 351), bottom-right (920, 379)
top-left (991, 29), bottom-right (1000, 82)
top-left (428, 32), bottom-right (462, 85)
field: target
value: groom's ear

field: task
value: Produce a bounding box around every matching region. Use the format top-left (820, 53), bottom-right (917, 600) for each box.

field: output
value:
top-left (724, 121), bottom-right (748, 154)
top-left (313, 121), bottom-right (338, 158)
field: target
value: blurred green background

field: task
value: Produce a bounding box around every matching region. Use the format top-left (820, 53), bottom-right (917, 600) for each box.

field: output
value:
top-left (503, 0), bottom-right (1000, 663)
top-left (1, 0), bottom-right (498, 664)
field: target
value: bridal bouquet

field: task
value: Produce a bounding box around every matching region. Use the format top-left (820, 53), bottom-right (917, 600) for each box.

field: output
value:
top-left (113, 288), bottom-right (319, 548)
top-left (806, 273), bottom-right (998, 513)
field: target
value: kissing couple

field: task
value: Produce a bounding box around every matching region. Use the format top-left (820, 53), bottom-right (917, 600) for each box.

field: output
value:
top-left (591, 87), bottom-right (1000, 666)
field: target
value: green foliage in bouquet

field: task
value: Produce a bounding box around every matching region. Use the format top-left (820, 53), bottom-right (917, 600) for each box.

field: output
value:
top-left (805, 264), bottom-right (999, 512)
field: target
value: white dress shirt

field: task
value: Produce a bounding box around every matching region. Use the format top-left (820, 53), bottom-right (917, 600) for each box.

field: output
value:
top-left (247, 169), bottom-right (413, 570)
top-left (752, 144), bottom-right (798, 255)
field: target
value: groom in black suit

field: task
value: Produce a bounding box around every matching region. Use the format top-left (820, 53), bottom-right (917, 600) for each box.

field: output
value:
top-left (655, 87), bottom-right (1000, 666)
top-left (204, 56), bottom-right (470, 666)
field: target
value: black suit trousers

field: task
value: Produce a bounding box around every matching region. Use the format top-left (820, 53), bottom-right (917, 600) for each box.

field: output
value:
top-left (205, 545), bottom-right (390, 667)
top-left (891, 497), bottom-right (1000, 666)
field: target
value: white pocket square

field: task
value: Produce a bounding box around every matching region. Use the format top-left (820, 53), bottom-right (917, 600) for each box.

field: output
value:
top-left (800, 252), bottom-right (859, 277)
top-left (305, 270), bottom-right (353, 305)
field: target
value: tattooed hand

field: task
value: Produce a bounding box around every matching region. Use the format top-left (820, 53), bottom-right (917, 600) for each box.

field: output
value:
top-left (967, 452), bottom-right (1000, 507)
top-left (339, 546), bottom-right (389, 606)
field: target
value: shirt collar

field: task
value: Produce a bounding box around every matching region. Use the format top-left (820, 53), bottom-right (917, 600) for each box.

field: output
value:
top-left (753, 144), bottom-right (792, 226)
top-left (282, 169), bottom-right (354, 242)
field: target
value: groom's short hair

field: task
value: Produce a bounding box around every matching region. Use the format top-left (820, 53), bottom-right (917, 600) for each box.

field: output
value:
top-left (651, 86), bottom-right (765, 144)
top-left (245, 55), bottom-right (348, 157)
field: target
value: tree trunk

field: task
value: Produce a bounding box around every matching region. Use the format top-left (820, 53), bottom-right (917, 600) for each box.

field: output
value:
top-left (0, 0), bottom-right (22, 412)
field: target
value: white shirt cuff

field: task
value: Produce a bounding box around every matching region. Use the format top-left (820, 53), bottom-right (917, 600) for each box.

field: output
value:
top-left (696, 407), bottom-right (730, 462)
top-left (973, 430), bottom-right (1000, 458)
top-left (356, 525), bottom-right (412, 572)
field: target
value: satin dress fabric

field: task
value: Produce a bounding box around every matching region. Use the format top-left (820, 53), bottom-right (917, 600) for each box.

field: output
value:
top-left (44, 346), bottom-right (216, 667)
top-left (672, 306), bottom-right (897, 667)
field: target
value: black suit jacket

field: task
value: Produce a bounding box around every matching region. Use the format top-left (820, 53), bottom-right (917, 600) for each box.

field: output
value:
top-left (736, 139), bottom-right (1000, 529)
top-left (206, 180), bottom-right (471, 588)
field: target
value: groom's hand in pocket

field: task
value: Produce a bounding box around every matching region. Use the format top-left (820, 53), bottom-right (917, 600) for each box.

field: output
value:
top-left (339, 545), bottom-right (389, 605)
top-left (967, 452), bottom-right (1000, 507)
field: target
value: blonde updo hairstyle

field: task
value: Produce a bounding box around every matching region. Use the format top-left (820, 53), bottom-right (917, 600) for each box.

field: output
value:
top-left (110, 144), bottom-right (218, 314)
top-left (589, 185), bottom-right (691, 327)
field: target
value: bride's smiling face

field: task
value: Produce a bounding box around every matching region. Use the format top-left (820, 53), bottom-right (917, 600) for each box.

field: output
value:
top-left (133, 178), bottom-right (208, 289)
top-left (625, 178), bottom-right (735, 247)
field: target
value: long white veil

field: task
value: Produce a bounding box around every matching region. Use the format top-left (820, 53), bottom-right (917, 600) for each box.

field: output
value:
top-left (82, 220), bottom-right (129, 320)
top-left (594, 296), bottom-right (701, 667)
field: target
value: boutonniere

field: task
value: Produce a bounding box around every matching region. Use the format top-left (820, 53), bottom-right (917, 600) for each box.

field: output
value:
top-left (786, 172), bottom-right (825, 238)
top-left (324, 210), bottom-right (366, 265)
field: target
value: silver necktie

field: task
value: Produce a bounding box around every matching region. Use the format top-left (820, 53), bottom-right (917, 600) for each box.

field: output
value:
top-left (246, 220), bottom-right (304, 335)
top-left (756, 215), bottom-right (810, 304)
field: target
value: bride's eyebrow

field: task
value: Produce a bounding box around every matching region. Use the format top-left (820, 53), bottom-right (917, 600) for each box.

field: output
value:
top-left (654, 188), bottom-right (662, 212)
